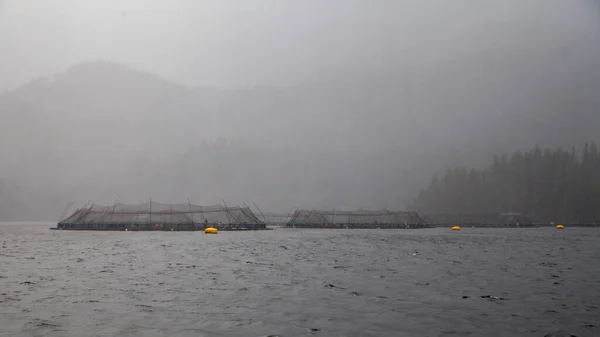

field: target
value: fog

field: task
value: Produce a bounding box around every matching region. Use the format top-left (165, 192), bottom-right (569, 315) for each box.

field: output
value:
top-left (1, 0), bottom-right (599, 220)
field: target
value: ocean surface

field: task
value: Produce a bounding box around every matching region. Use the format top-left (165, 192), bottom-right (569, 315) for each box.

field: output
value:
top-left (1, 224), bottom-right (599, 337)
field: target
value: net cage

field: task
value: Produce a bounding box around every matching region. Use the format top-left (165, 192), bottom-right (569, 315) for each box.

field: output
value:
top-left (57, 201), bottom-right (265, 230)
top-left (262, 212), bottom-right (294, 225)
top-left (287, 209), bottom-right (426, 227)
top-left (423, 212), bottom-right (534, 225)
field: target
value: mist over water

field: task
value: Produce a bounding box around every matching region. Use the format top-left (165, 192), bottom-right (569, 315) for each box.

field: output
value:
top-left (1, 3), bottom-right (600, 336)
top-left (0, 0), bottom-right (599, 220)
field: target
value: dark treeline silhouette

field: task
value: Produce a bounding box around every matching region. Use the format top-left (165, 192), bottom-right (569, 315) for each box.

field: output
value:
top-left (413, 143), bottom-right (600, 223)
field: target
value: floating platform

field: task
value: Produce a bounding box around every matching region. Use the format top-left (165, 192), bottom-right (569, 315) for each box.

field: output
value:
top-left (53, 201), bottom-right (268, 231)
top-left (284, 223), bottom-right (434, 229)
top-left (434, 223), bottom-right (540, 228)
top-left (285, 208), bottom-right (432, 229)
top-left (433, 223), bottom-right (600, 228)
top-left (51, 224), bottom-right (271, 231)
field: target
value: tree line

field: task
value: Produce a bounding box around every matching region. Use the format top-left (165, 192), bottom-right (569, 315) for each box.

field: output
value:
top-left (413, 143), bottom-right (600, 223)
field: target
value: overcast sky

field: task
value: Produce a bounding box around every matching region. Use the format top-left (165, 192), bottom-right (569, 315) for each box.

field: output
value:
top-left (1, 0), bottom-right (599, 90)
top-left (1, 0), bottom-right (600, 218)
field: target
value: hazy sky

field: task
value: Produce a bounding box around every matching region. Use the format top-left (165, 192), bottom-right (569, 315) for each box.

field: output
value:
top-left (1, 0), bottom-right (600, 218)
top-left (1, 0), bottom-right (599, 90)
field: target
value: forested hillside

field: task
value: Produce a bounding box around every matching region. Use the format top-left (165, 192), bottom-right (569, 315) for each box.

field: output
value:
top-left (413, 144), bottom-right (600, 223)
top-left (1, 61), bottom-right (599, 220)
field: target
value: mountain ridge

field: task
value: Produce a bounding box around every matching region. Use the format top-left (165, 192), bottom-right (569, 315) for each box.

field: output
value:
top-left (0, 60), bottom-right (599, 220)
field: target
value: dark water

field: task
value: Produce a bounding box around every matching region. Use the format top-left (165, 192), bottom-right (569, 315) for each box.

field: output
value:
top-left (1, 224), bottom-right (599, 337)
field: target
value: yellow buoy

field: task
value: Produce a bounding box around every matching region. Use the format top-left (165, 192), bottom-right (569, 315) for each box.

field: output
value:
top-left (205, 227), bottom-right (218, 234)
top-left (556, 224), bottom-right (564, 229)
top-left (451, 226), bottom-right (461, 231)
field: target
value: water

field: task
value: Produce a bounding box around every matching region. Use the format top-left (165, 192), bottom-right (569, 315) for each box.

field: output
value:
top-left (1, 224), bottom-right (599, 337)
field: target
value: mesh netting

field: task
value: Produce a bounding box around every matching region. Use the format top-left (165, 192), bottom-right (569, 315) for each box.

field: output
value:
top-left (59, 201), bottom-right (263, 225)
top-left (288, 209), bottom-right (425, 225)
top-left (423, 213), bottom-right (533, 225)
top-left (262, 212), bottom-right (293, 224)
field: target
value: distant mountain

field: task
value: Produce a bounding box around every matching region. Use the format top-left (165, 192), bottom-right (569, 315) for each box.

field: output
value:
top-left (0, 60), bottom-right (599, 220)
top-left (1, 62), bottom-right (218, 156)
top-left (0, 62), bottom-right (217, 220)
